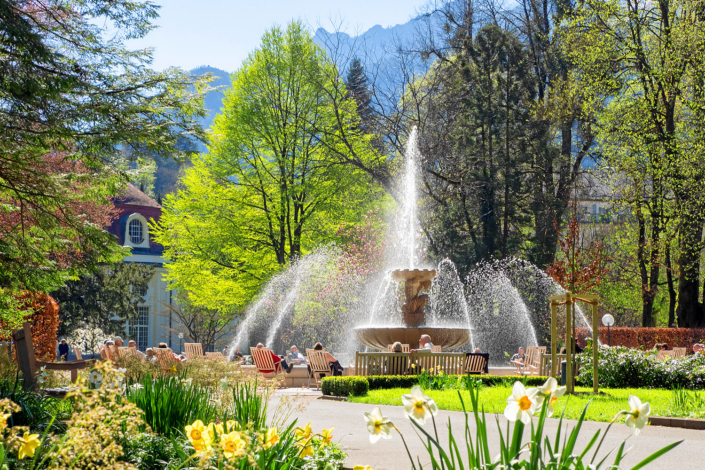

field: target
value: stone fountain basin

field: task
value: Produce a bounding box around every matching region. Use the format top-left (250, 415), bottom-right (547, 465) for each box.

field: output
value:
top-left (354, 326), bottom-right (470, 350)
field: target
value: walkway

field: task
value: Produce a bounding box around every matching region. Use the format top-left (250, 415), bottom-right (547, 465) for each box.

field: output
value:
top-left (274, 392), bottom-right (705, 470)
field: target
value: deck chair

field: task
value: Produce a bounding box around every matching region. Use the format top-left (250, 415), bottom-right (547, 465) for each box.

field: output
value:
top-left (673, 347), bottom-right (687, 358)
top-left (154, 347), bottom-right (179, 371)
top-left (464, 353), bottom-right (488, 375)
top-left (73, 346), bottom-right (83, 360)
top-left (387, 344), bottom-right (410, 352)
top-left (250, 347), bottom-right (285, 381)
top-left (524, 347), bottom-right (547, 375)
top-left (432, 345), bottom-right (442, 353)
top-left (11, 322), bottom-right (93, 394)
top-left (184, 343), bottom-right (204, 360)
top-left (306, 349), bottom-right (330, 389)
top-left (205, 352), bottom-right (227, 362)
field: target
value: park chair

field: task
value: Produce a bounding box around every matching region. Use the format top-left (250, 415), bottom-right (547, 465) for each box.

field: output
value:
top-left (464, 353), bottom-right (488, 375)
top-left (524, 346), bottom-right (547, 375)
top-left (306, 349), bottom-right (330, 389)
top-left (387, 344), bottom-right (410, 352)
top-left (673, 347), bottom-right (687, 358)
top-left (386, 353), bottom-right (410, 375)
top-left (250, 347), bottom-right (285, 382)
top-left (184, 343), bottom-right (204, 360)
top-left (153, 347), bottom-right (179, 371)
top-left (205, 352), bottom-right (227, 362)
top-left (11, 322), bottom-right (93, 395)
top-left (432, 345), bottom-right (442, 353)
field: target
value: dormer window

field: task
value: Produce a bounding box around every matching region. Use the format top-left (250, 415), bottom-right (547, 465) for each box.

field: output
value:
top-left (129, 219), bottom-right (144, 244)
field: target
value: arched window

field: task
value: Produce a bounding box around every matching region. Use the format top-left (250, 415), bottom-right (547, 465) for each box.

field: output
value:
top-left (128, 219), bottom-right (144, 244)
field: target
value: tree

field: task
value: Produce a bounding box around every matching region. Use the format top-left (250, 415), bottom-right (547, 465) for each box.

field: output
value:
top-left (346, 58), bottom-right (374, 131)
top-left (51, 262), bottom-right (155, 337)
top-left (153, 21), bottom-right (382, 311)
top-left (157, 293), bottom-right (235, 353)
top-left (564, 0), bottom-right (705, 326)
top-left (0, 0), bottom-right (208, 306)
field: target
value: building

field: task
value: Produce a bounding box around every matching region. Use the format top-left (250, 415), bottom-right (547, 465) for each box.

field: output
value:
top-left (108, 184), bottom-right (176, 350)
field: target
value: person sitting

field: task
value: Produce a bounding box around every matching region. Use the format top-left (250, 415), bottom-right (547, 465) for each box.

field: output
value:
top-left (287, 345), bottom-right (306, 365)
top-left (511, 347), bottom-right (525, 374)
top-left (255, 343), bottom-right (292, 373)
top-left (222, 346), bottom-right (229, 357)
top-left (145, 348), bottom-right (156, 362)
top-left (473, 347), bottom-right (482, 353)
top-left (58, 338), bottom-right (69, 361)
top-left (312, 342), bottom-right (343, 376)
top-left (113, 336), bottom-right (124, 348)
top-left (156, 342), bottom-right (183, 361)
top-left (410, 335), bottom-right (434, 355)
top-left (127, 340), bottom-right (146, 359)
top-left (100, 340), bottom-right (115, 360)
top-left (391, 342), bottom-right (403, 353)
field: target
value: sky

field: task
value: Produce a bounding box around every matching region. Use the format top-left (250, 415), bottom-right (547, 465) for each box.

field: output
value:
top-left (126, 0), bottom-right (428, 72)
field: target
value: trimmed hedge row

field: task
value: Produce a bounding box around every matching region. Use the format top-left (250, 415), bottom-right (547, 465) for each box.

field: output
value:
top-left (321, 374), bottom-right (550, 396)
top-left (575, 327), bottom-right (705, 353)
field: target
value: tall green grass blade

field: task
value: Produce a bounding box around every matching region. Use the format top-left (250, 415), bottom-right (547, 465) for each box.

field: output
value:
top-left (629, 440), bottom-right (683, 470)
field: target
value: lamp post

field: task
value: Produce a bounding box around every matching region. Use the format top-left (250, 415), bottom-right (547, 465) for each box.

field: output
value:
top-left (178, 332), bottom-right (184, 354)
top-left (602, 314), bottom-right (614, 346)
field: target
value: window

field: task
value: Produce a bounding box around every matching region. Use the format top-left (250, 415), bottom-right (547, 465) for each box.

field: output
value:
top-left (128, 219), bottom-right (144, 244)
top-left (134, 285), bottom-right (148, 297)
top-left (129, 307), bottom-right (149, 351)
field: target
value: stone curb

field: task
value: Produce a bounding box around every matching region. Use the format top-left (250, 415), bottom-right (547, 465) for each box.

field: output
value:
top-left (649, 416), bottom-right (705, 430)
top-left (319, 395), bottom-right (348, 402)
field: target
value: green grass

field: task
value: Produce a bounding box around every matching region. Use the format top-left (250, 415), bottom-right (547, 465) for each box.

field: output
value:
top-left (349, 385), bottom-right (705, 422)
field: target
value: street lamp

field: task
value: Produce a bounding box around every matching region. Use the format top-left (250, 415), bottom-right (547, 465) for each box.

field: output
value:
top-left (178, 332), bottom-right (184, 354)
top-left (602, 314), bottom-right (615, 346)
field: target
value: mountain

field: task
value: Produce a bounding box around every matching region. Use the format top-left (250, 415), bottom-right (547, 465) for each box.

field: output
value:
top-left (190, 65), bottom-right (232, 148)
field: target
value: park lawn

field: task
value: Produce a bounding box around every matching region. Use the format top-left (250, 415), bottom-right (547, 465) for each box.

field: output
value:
top-left (349, 386), bottom-right (705, 422)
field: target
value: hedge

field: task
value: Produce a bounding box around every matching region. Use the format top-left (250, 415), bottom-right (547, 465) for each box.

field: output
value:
top-left (321, 374), bottom-right (550, 396)
top-left (321, 376), bottom-right (369, 397)
top-left (575, 327), bottom-right (705, 353)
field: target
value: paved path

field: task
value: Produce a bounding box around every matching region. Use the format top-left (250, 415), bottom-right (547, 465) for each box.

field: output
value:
top-left (273, 393), bottom-right (705, 470)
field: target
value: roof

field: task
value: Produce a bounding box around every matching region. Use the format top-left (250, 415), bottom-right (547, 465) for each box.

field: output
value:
top-left (114, 183), bottom-right (161, 208)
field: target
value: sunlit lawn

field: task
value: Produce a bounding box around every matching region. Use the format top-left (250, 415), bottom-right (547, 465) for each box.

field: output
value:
top-left (349, 386), bottom-right (705, 422)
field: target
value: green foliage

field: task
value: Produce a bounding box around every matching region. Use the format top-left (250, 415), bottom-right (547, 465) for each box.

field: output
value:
top-left (321, 376), bottom-right (369, 397)
top-left (121, 434), bottom-right (177, 470)
top-left (577, 346), bottom-right (705, 389)
top-left (0, 0), bottom-right (209, 299)
top-left (52, 262), bottom-right (154, 337)
top-left (125, 374), bottom-right (219, 438)
top-left (301, 443), bottom-right (347, 470)
top-left (153, 20), bottom-right (382, 312)
top-left (231, 380), bottom-right (268, 430)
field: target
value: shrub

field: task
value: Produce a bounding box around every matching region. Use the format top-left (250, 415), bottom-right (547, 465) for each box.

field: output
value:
top-left (321, 377), bottom-right (369, 396)
top-left (577, 345), bottom-right (705, 389)
top-left (323, 375), bottom-right (551, 395)
top-left (125, 373), bottom-right (220, 437)
top-left (122, 433), bottom-right (177, 470)
top-left (575, 326), bottom-right (705, 352)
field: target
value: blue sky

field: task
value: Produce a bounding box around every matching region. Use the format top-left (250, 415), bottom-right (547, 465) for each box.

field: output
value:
top-left (126, 0), bottom-right (427, 72)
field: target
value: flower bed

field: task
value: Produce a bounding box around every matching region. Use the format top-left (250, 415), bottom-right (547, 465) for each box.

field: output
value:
top-left (577, 345), bottom-right (705, 389)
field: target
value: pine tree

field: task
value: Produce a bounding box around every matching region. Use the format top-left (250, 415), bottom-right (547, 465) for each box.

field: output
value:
top-left (346, 58), bottom-right (373, 131)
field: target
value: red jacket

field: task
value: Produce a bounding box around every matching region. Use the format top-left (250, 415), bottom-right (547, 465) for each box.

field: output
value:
top-left (259, 350), bottom-right (282, 373)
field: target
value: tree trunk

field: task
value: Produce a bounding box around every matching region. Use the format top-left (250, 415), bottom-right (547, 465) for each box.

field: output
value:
top-left (676, 211), bottom-right (703, 327)
top-left (665, 240), bottom-right (676, 327)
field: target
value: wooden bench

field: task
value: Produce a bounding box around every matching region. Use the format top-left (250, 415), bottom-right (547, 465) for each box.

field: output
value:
top-left (354, 351), bottom-right (466, 376)
top-left (524, 346), bottom-right (547, 375)
top-left (464, 353), bottom-right (488, 375)
top-left (673, 347), bottom-right (687, 359)
top-left (11, 322), bottom-right (93, 394)
top-left (184, 343), bottom-right (204, 360)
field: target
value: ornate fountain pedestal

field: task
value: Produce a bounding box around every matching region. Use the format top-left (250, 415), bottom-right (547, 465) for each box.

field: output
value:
top-left (355, 268), bottom-right (471, 350)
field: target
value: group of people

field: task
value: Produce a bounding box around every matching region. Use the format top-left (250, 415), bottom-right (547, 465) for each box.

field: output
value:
top-left (253, 342), bottom-right (344, 377)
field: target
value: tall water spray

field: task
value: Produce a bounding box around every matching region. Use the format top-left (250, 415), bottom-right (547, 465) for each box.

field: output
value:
top-left (396, 127), bottom-right (420, 269)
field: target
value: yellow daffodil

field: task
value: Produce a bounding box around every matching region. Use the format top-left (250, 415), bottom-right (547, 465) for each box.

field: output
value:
top-left (402, 386), bottom-right (439, 425)
top-left (17, 432), bottom-right (41, 459)
top-left (363, 406), bottom-right (393, 443)
top-left (221, 431), bottom-right (246, 458)
top-left (295, 421), bottom-right (312, 440)
top-left (185, 420), bottom-right (211, 451)
top-left (625, 395), bottom-right (651, 436)
top-left (353, 466), bottom-right (373, 470)
top-left (297, 441), bottom-right (315, 458)
top-left (226, 420), bottom-right (240, 432)
top-left (264, 427), bottom-right (279, 449)
top-left (320, 427), bottom-right (334, 447)
top-left (504, 382), bottom-right (538, 425)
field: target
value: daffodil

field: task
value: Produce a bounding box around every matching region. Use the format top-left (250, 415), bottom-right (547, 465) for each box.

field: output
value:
top-left (295, 421), bottom-right (312, 440)
top-left (320, 427), bottom-right (334, 447)
top-left (226, 420), bottom-right (240, 431)
top-left (504, 381), bottom-right (538, 424)
top-left (185, 420), bottom-right (211, 451)
top-left (0, 412), bottom-right (10, 432)
top-left (625, 395), bottom-right (650, 435)
top-left (88, 371), bottom-right (102, 385)
top-left (297, 441), bottom-right (315, 458)
top-left (221, 431), bottom-right (246, 458)
top-left (402, 386), bottom-right (439, 425)
top-left (353, 466), bottom-right (373, 470)
top-left (534, 377), bottom-right (566, 417)
top-left (17, 432), bottom-right (40, 459)
top-left (264, 427), bottom-right (279, 449)
top-left (363, 406), bottom-right (393, 443)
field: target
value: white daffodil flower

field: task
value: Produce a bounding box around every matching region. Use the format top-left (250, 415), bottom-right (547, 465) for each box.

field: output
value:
top-left (504, 381), bottom-right (538, 424)
top-left (535, 377), bottom-right (566, 417)
top-left (363, 406), bottom-right (393, 443)
top-left (89, 371), bottom-right (102, 385)
top-left (625, 395), bottom-right (650, 435)
top-left (402, 386), bottom-right (439, 425)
